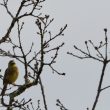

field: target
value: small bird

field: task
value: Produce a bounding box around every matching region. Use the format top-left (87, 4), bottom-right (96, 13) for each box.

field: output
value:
top-left (1, 60), bottom-right (19, 95)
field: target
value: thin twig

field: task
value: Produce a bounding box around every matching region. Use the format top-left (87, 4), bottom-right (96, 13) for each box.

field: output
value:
top-left (39, 77), bottom-right (48, 110)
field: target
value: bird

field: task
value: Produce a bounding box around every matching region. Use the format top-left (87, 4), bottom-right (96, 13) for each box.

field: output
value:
top-left (1, 60), bottom-right (19, 96)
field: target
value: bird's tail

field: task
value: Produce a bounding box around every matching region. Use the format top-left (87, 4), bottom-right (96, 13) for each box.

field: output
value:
top-left (1, 84), bottom-right (7, 96)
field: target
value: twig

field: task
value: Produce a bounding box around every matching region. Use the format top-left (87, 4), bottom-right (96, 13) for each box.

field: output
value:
top-left (39, 77), bottom-right (48, 110)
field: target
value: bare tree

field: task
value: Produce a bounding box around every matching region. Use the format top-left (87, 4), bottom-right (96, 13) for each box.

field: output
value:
top-left (0, 0), bottom-right (67, 109)
top-left (68, 28), bottom-right (110, 110)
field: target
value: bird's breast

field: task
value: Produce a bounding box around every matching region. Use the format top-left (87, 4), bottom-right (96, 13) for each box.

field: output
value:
top-left (5, 66), bottom-right (19, 84)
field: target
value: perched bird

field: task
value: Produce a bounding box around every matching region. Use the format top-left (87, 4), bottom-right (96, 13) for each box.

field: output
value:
top-left (1, 60), bottom-right (19, 95)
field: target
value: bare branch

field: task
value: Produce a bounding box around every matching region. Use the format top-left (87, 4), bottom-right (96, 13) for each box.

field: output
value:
top-left (39, 77), bottom-right (48, 110)
top-left (56, 99), bottom-right (68, 110)
top-left (100, 85), bottom-right (110, 91)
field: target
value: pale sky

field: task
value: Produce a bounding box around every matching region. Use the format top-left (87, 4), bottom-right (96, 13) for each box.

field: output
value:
top-left (42, 0), bottom-right (110, 110)
top-left (1, 0), bottom-right (110, 110)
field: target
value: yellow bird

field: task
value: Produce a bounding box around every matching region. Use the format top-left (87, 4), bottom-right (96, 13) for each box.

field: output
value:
top-left (1, 60), bottom-right (19, 95)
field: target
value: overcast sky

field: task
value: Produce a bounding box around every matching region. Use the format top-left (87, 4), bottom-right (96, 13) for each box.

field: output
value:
top-left (1, 0), bottom-right (110, 110)
top-left (42, 0), bottom-right (110, 110)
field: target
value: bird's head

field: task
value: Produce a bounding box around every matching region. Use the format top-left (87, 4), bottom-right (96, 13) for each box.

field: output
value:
top-left (8, 60), bottom-right (16, 67)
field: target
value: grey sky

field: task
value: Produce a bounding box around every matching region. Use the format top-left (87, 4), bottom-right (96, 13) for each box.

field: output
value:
top-left (0, 0), bottom-right (110, 110)
top-left (43, 0), bottom-right (110, 110)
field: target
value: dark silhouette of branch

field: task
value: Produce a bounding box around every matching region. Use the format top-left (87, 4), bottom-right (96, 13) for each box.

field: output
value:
top-left (56, 99), bottom-right (68, 110)
top-left (68, 28), bottom-right (110, 110)
top-left (36, 100), bottom-right (41, 110)
top-left (39, 77), bottom-right (48, 110)
top-left (0, 10), bottom-right (67, 110)
top-left (0, 0), bottom-right (67, 109)
top-left (0, 0), bottom-right (44, 44)
top-left (91, 60), bottom-right (107, 110)
top-left (17, 21), bottom-right (28, 83)
top-left (101, 85), bottom-right (110, 91)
